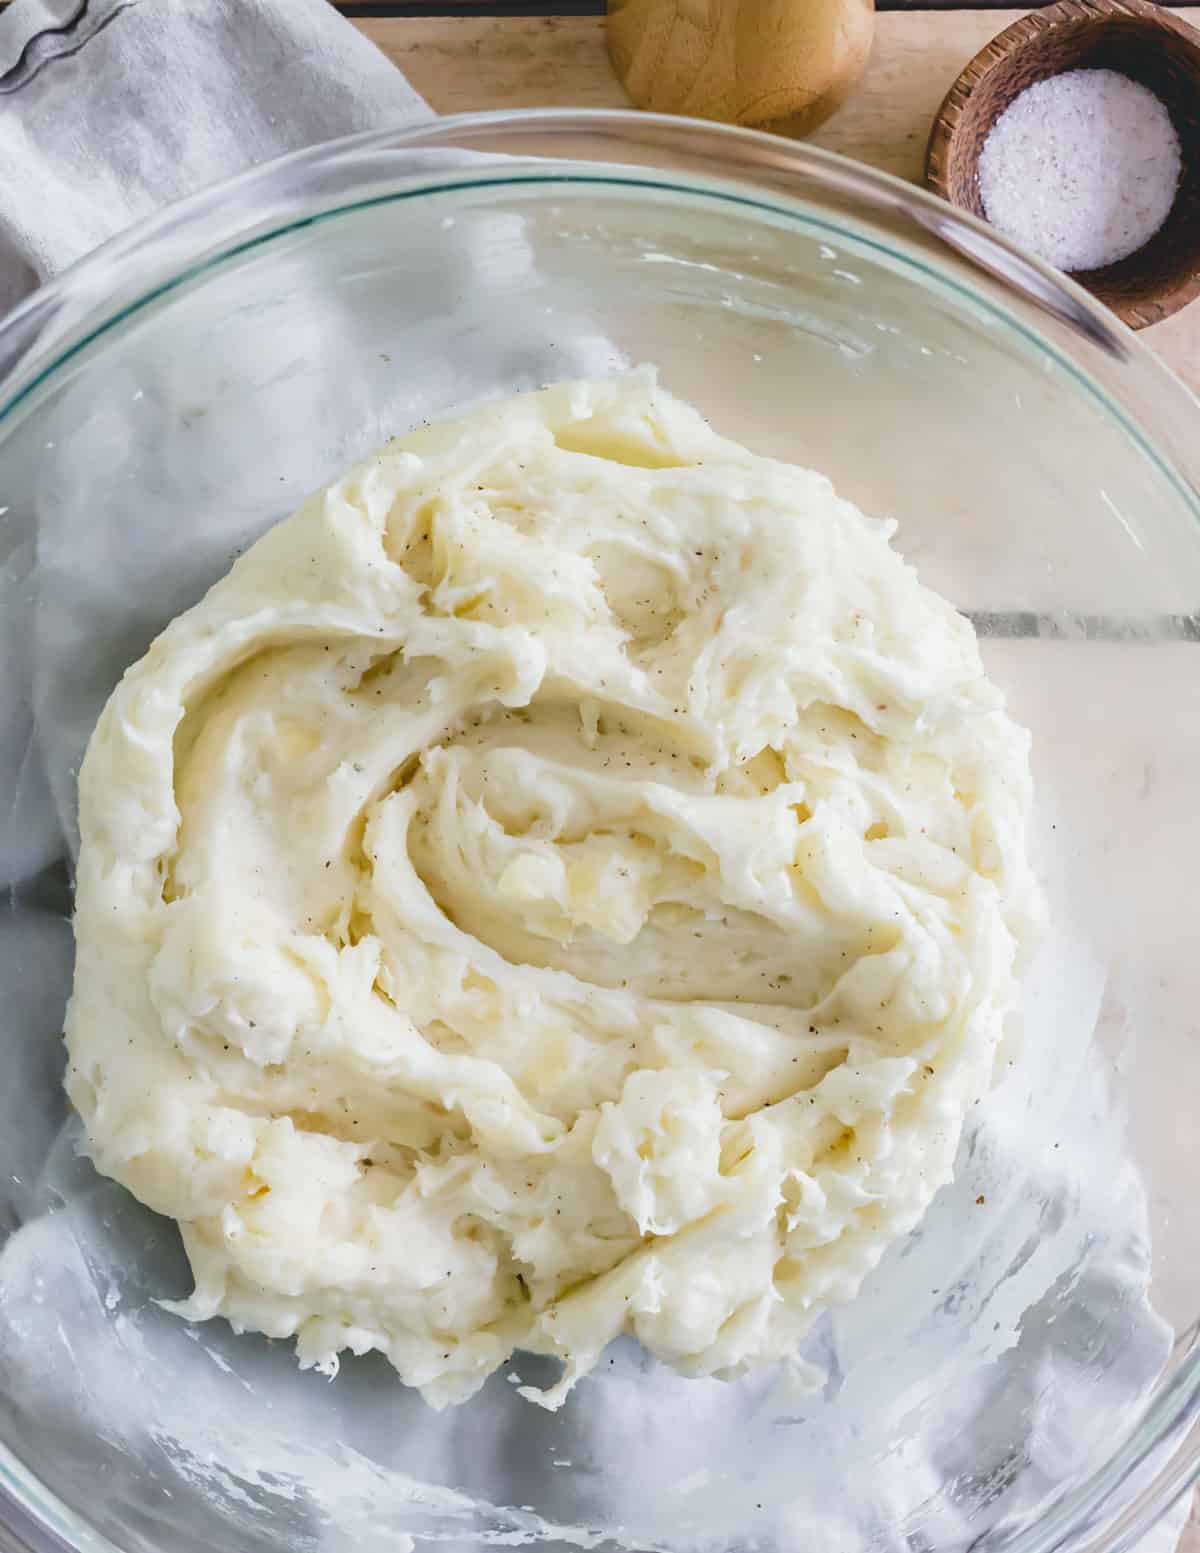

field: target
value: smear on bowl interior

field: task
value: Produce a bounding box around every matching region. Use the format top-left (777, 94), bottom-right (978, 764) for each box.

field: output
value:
top-left (65, 368), bottom-right (1043, 1410)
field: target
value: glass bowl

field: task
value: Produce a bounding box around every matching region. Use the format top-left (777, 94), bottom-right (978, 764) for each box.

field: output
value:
top-left (0, 110), bottom-right (1197, 1553)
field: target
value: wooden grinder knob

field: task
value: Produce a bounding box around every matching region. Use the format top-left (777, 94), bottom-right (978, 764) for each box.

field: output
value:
top-left (607, 0), bottom-right (875, 138)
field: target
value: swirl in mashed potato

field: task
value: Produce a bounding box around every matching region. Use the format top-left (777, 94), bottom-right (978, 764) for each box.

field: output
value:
top-left (66, 370), bottom-right (1040, 1408)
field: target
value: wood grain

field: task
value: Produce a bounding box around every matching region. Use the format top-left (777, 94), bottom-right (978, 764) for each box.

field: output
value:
top-left (606, 0), bottom-right (874, 136)
top-left (358, 10), bottom-right (1200, 392)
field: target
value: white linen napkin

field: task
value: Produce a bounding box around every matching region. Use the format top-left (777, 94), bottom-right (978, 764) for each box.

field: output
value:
top-left (0, 0), bottom-right (433, 316)
top-left (0, 5), bottom-right (1190, 1553)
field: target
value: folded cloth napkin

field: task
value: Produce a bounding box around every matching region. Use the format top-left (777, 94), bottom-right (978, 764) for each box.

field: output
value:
top-left (0, 5), bottom-right (1191, 1553)
top-left (0, 0), bottom-right (432, 315)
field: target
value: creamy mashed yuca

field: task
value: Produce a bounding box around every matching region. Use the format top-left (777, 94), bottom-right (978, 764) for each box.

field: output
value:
top-left (66, 370), bottom-right (1041, 1409)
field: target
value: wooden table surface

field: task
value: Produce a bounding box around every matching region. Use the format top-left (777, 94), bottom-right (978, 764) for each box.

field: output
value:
top-left (353, 8), bottom-right (1200, 398)
top-left (348, 10), bottom-right (1200, 1544)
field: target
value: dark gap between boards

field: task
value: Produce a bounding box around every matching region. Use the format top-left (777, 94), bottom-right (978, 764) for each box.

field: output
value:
top-left (331, 0), bottom-right (1200, 13)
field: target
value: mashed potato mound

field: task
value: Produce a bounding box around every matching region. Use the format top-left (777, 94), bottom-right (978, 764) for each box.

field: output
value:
top-left (66, 370), bottom-right (1040, 1408)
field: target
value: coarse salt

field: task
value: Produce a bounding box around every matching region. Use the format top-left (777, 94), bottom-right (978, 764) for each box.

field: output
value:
top-left (978, 68), bottom-right (1181, 272)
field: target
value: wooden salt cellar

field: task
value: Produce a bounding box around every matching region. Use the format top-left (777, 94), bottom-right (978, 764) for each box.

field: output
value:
top-left (927, 0), bottom-right (1200, 329)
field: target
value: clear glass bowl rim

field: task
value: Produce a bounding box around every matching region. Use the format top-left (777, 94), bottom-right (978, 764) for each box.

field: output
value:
top-left (0, 106), bottom-right (1196, 1553)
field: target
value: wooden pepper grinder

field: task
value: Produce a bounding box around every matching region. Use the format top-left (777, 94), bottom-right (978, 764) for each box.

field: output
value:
top-left (607, 0), bottom-right (874, 138)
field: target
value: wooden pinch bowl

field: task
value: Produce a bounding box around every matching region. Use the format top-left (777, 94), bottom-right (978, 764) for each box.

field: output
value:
top-left (926, 0), bottom-right (1200, 329)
